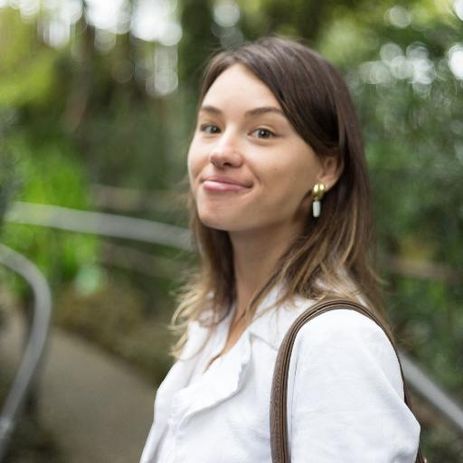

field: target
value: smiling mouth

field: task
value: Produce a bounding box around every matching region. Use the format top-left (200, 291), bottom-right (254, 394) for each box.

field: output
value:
top-left (202, 177), bottom-right (252, 193)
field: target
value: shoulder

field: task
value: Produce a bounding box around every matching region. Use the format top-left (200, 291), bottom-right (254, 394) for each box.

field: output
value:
top-left (250, 291), bottom-right (392, 355)
top-left (286, 307), bottom-right (421, 461)
top-left (280, 292), bottom-right (395, 355)
top-left (291, 308), bottom-right (404, 398)
top-left (296, 308), bottom-right (391, 348)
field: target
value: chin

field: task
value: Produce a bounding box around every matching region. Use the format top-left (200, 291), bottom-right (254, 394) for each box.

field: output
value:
top-left (197, 207), bottom-right (247, 231)
top-left (198, 214), bottom-right (235, 232)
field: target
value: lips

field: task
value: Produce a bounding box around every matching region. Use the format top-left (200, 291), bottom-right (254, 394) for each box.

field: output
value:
top-left (201, 175), bottom-right (252, 192)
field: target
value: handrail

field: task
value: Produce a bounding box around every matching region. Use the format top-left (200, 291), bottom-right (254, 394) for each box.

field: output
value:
top-left (0, 244), bottom-right (52, 461)
top-left (4, 201), bottom-right (463, 436)
top-left (6, 201), bottom-right (192, 251)
top-left (399, 352), bottom-right (463, 432)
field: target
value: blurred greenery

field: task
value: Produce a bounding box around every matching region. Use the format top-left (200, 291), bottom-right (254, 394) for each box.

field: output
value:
top-left (0, 149), bottom-right (15, 229)
top-left (2, 131), bottom-right (100, 288)
top-left (0, 0), bottom-right (462, 461)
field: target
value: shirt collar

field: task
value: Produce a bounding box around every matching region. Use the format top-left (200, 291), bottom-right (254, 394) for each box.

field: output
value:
top-left (247, 284), bottom-right (314, 350)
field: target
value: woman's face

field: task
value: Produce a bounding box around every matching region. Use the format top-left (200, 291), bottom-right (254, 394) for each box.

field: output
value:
top-left (188, 64), bottom-right (337, 237)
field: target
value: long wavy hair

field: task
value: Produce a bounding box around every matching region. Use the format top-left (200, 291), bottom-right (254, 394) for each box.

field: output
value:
top-left (171, 36), bottom-right (391, 357)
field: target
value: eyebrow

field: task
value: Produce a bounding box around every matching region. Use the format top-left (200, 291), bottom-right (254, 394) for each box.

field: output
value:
top-left (199, 105), bottom-right (286, 118)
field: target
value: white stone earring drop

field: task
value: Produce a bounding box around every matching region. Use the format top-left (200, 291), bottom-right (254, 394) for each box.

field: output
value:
top-left (312, 183), bottom-right (326, 218)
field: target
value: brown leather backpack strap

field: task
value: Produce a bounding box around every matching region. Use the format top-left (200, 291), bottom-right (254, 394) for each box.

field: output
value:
top-left (270, 299), bottom-right (426, 463)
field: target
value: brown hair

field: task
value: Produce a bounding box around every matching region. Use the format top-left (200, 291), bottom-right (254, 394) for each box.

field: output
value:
top-left (171, 36), bottom-right (392, 357)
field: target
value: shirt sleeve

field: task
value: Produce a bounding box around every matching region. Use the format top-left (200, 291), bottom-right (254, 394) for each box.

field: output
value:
top-left (288, 309), bottom-right (421, 463)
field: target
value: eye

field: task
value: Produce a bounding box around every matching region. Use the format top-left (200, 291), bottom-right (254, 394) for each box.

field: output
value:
top-left (251, 128), bottom-right (275, 139)
top-left (199, 123), bottom-right (221, 134)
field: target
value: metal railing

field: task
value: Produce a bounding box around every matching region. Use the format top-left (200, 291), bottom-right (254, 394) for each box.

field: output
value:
top-left (3, 201), bottom-right (463, 438)
top-left (0, 244), bottom-right (52, 461)
top-left (6, 201), bottom-right (192, 251)
top-left (400, 352), bottom-right (463, 431)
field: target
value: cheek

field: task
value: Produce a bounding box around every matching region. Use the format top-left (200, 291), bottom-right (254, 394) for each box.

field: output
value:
top-left (265, 156), bottom-right (316, 194)
top-left (286, 148), bottom-right (321, 189)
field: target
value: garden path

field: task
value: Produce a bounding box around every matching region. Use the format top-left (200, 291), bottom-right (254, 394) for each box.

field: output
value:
top-left (0, 309), bottom-right (156, 463)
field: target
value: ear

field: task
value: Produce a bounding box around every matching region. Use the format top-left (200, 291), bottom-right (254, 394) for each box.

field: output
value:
top-left (316, 154), bottom-right (343, 191)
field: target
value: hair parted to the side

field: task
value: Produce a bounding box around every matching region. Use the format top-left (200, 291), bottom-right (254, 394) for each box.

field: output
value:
top-left (171, 36), bottom-right (392, 358)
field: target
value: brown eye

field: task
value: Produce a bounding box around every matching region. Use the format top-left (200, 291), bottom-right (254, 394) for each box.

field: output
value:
top-left (251, 128), bottom-right (275, 139)
top-left (199, 124), bottom-right (220, 134)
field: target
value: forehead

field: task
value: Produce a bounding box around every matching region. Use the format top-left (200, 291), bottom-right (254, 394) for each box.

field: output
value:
top-left (201, 63), bottom-right (282, 110)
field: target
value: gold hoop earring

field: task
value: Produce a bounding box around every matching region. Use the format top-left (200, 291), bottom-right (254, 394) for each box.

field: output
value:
top-left (312, 183), bottom-right (326, 218)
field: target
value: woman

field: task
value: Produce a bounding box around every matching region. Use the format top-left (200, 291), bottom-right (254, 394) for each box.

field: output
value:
top-left (140, 36), bottom-right (421, 462)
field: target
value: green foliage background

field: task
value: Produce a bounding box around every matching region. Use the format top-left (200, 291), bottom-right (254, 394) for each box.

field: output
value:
top-left (0, 0), bottom-right (462, 461)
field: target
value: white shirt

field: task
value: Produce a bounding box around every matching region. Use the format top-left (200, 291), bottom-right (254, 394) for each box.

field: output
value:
top-left (140, 288), bottom-right (421, 462)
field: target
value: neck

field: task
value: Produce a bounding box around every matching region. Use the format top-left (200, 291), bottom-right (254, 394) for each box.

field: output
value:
top-left (229, 223), bottom-right (301, 319)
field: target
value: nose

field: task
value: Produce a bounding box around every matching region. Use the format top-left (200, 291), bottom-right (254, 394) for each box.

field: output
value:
top-left (209, 135), bottom-right (243, 169)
